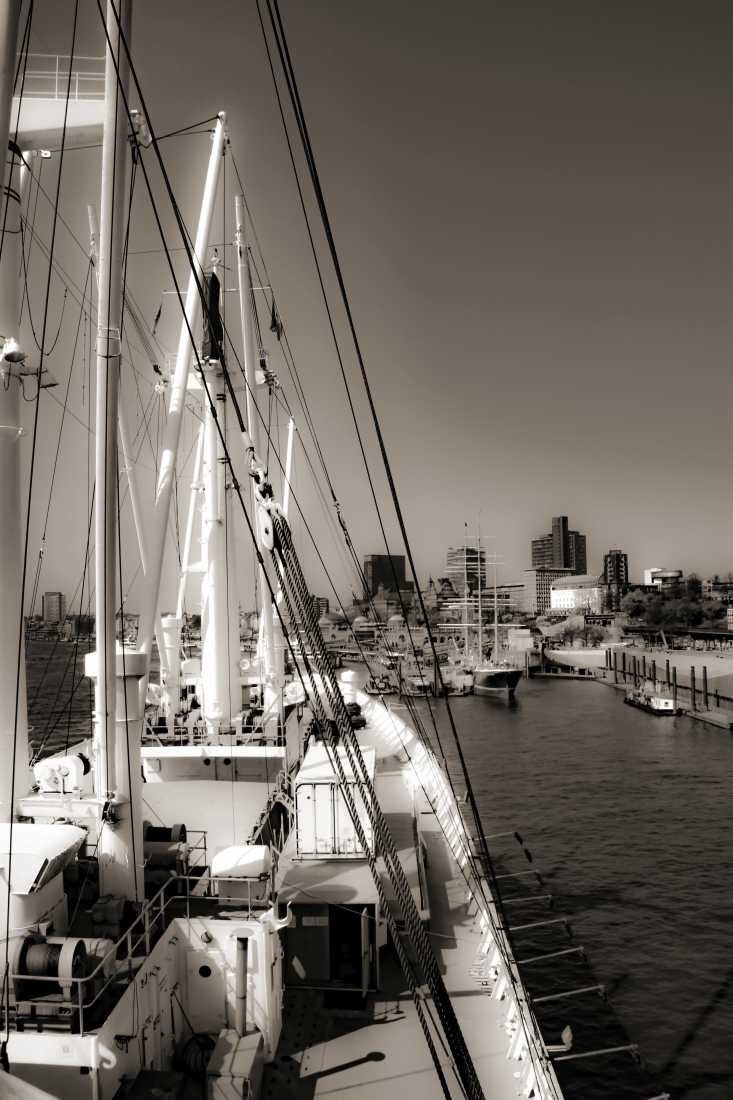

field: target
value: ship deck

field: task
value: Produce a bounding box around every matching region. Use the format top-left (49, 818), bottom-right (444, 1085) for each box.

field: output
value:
top-left (263, 809), bottom-right (526, 1099)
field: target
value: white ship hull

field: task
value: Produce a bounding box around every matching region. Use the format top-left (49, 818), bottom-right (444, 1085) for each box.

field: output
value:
top-left (544, 646), bottom-right (609, 670)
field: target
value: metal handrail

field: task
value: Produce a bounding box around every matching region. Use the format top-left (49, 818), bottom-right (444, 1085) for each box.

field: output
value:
top-left (141, 712), bottom-right (284, 748)
top-left (10, 872), bottom-right (270, 1035)
top-left (18, 53), bottom-right (105, 101)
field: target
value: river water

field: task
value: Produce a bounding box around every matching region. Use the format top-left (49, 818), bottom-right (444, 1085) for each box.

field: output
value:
top-left (26, 643), bottom-right (732, 1099)
top-left (422, 677), bottom-right (733, 1100)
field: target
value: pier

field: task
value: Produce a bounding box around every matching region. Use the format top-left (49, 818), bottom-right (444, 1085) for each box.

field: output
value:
top-left (597, 650), bottom-right (733, 730)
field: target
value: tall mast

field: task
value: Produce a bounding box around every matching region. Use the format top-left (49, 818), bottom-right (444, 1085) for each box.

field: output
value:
top-left (85, 0), bottom-right (148, 901)
top-left (462, 523), bottom-right (469, 656)
top-left (200, 265), bottom-right (241, 735)
top-left (235, 194), bottom-right (282, 731)
top-left (0, 0), bottom-right (27, 823)
top-left (477, 521), bottom-right (483, 662)
top-left (136, 114), bottom-right (226, 658)
top-left (494, 551), bottom-right (499, 661)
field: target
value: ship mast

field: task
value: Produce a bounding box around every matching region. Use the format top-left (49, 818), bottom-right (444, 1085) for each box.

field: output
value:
top-left (235, 194), bottom-right (282, 733)
top-left (462, 523), bottom-right (469, 657)
top-left (493, 549), bottom-right (499, 660)
top-left (199, 255), bottom-right (241, 736)
top-left (0, 0), bottom-right (28, 823)
top-left (85, 0), bottom-right (148, 901)
top-left (477, 520), bottom-right (483, 662)
top-left (136, 116), bottom-right (226, 660)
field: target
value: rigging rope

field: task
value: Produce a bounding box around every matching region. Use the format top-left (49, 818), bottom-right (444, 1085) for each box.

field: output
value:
top-left (261, 7), bottom-right (562, 1092)
top-left (3, 0), bottom-right (81, 1047)
top-left (87, 12), bottom-right (543, 1093)
top-left (28, 260), bottom-right (92, 619)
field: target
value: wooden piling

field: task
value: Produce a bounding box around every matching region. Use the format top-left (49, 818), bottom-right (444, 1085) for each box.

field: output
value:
top-left (642, 655), bottom-right (647, 680)
top-left (613, 650), bottom-right (618, 684)
top-left (672, 667), bottom-right (677, 708)
top-left (702, 665), bottom-right (709, 709)
top-left (665, 658), bottom-right (670, 686)
top-left (622, 652), bottom-right (627, 681)
top-left (690, 666), bottom-right (696, 711)
top-left (651, 659), bottom-right (656, 687)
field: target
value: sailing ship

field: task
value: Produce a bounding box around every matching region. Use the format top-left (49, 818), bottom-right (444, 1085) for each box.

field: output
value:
top-left (0, 5), bottom-right (663, 1100)
top-left (468, 529), bottom-right (522, 698)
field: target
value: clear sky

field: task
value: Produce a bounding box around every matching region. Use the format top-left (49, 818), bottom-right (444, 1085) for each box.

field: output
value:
top-left (20, 1), bottom-right (733, 614)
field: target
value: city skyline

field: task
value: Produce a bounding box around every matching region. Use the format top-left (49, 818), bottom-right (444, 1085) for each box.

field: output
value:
top-left (21, 0), bottom-right (733, 610)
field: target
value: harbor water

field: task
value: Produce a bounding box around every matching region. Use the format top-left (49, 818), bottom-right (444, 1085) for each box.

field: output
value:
top-left (26, 643), bottom-right (732, 1098)
top-left (424, 677), bottom-right (733, 1100)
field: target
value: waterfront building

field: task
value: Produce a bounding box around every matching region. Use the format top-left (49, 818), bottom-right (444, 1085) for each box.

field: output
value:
top-left (704, 576), bottom-right (733, 603)
top-left (523, 567), bottom-right (572, 615)
top-left (42, 590), bottom-right (66, 624)
top-left (728, 607), bottom-right (733, 631)
top-left (603, 548), bottom-right (629, 610)
top-left (531, 515), bottom-right (587, 575)
top-left (550, 574), bottom-right (607, 615)
top-left (643, 567), bottom-right (683, 590)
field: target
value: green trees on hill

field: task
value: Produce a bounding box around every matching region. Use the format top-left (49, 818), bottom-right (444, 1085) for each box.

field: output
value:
top-left (621, 576), bottom-right (726, 630)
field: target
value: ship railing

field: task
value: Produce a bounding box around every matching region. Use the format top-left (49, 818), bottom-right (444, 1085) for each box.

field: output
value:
top-left (18, 53), bottom-right (106, 100)
top-left (389, 709), bottom-right (564, 1099)
top-left (141, 714), bottom-right (285, 747)
top-left (10, 873), bottom-right (271, 1036)
top-left (186, 829), bottom-right (208, 870)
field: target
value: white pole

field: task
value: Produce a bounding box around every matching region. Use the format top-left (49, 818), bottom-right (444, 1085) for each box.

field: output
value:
top-left (137, 113), bottom-right (226, 657)
top-left (85, 0), bottom-right (146, 901)
top-left (282, 415), bottom-right (294, 519)
top-left (200, 361), bottom-right (240, 733)
top-left (0, 0), bottom-right (29, 824)
top-left (160, 612), bottom-right (181, 735)
top-left (89, 203), bottom-right (147, 576)
top-left (235, 194), bottom-right (281, 727)
top-left (175, 420), bottom-right (204, 619)
top-left (91, 0), bottom-right (132, 803)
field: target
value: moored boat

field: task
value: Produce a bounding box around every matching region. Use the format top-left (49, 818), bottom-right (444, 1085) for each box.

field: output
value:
top-left (624, 684), bottom-right (681, 715)
top-left (474, 663), bottom-right (523, 697)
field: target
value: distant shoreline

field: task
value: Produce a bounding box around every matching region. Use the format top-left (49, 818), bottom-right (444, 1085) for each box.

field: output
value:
top-left (616, 644), bottom-right (733, 695)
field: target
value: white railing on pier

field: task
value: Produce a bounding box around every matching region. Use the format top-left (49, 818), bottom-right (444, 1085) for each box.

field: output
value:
top-left (17, 53), bottom-right (105, 101)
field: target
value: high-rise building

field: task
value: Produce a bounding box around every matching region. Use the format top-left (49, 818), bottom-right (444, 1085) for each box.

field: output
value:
top-left (522, 568), bottom-right (572, 615)
top-left (603, 549), bottom-right (629, 610)
top-left (531, 516), bottom-right (587, 575)
top-left (362, 554), bottom-right (413, 603)
top-left (42, 591), bottom-right (66, 624)
top-left (445, 544), bottom-right (486, 596)
top-left (363, 554), bottom-right (406, 597)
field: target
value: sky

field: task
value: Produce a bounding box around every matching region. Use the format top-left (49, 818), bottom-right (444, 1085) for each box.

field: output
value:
top-left (18, 0), bottom-right (733, 615)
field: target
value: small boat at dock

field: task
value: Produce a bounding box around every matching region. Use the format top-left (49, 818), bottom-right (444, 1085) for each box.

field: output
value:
top-left (624, 683), bottom-right (681, 715)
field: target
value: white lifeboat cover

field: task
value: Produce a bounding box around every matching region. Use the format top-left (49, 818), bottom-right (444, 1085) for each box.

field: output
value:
top-left (0, 822), bottom-right (85, 895)
top-left (211, 844), bottom-right (272, 879)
